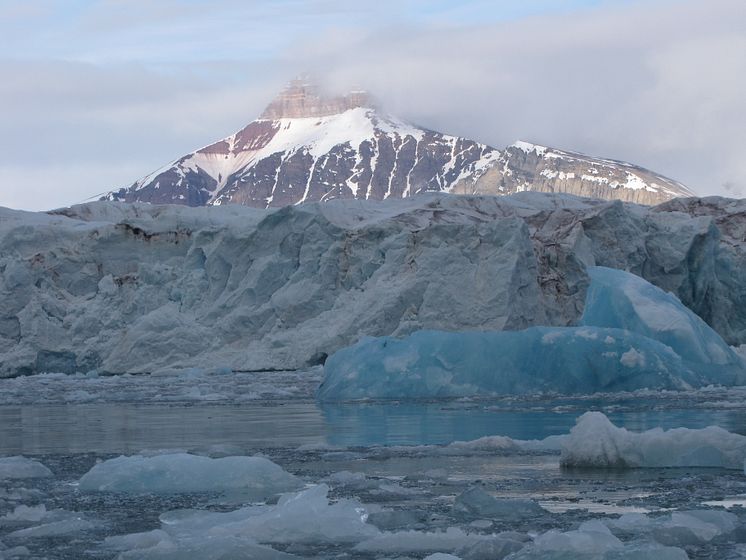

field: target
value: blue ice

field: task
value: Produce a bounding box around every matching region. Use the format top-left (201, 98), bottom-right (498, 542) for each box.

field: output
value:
top-left (317, 268), bottom-right (745, 401)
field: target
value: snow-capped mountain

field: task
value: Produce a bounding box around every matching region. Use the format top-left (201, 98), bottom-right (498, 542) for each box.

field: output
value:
top-left (104, 80), bottom-right (694, 207)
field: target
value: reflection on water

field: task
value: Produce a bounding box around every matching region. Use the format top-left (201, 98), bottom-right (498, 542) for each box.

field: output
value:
top-left (0, 403), bottom-right (326, 455)
top-left (319, 401), bottom-right (746, 446)
top-left (2, 399), bottom-right (746, 455)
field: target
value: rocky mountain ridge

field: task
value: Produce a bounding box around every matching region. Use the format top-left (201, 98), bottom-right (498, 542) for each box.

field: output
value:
top-left (104, 80), bottom-right (694, 208)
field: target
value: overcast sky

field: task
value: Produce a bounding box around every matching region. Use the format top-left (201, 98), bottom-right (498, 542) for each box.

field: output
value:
top-left (1, 0), bottom-right (744, 210)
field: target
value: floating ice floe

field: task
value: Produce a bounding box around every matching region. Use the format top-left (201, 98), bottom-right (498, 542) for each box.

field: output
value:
top-left (78, 453), bottom-right (301, 497)
top-left (3, 505), bottom-right (100, 539)
top-left (0, 541), bottom-right (30, 559)
top-left (0, 456), bottom-right (52, 480)
top-left (318, 267), bottom-right (746, 401)
top-left (507, 519), bottom-right (689, 559)
top-left (355, 527), bottom-right (490, 554)
top-left (104, 533), bottom-right (298, 560)
top-left (453, 486), bottom-right (545, 519)
top-left (605, 509), bottom-right (739, 546)
top-left (107, 484), bottom-right (379, 556)
top-left (561, 411), bottom-right (746, 469)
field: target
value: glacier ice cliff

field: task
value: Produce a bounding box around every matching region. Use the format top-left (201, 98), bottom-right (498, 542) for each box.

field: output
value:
top-left (0, 193), bottom-right (745, 377)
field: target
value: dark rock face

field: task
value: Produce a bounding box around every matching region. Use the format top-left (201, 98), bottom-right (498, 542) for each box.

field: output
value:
top-left (105, 82), bottom-right (694, 209)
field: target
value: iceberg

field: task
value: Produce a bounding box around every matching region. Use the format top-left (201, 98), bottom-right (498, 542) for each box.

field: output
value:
top-left (560, 411), bottom-right (746, 469)
top-left (78, 453), bottom-right (301, 497)
top-left (581, 267), bottom-right (744, 381)
top-left (318, 267), bottom-right (745, 401)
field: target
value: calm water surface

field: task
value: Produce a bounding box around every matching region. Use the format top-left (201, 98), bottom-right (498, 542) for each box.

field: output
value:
top-left (3, 399), bottom-right (746, 455)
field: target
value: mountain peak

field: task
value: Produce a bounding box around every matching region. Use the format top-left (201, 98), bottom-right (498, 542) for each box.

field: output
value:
top-left (260, 78), bottom-right (373, 120)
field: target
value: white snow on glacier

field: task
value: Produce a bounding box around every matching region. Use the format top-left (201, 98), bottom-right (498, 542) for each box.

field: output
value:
top-left (318, 266), bottom-right (745, 401)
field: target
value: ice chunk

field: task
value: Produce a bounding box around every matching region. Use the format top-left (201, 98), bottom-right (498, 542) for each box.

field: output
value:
top-left (1, 505), bottom-right (47, 523)
top-left (0, 457), bottom-right (52, 479)
top-left (142, 485), bottom-right (378, 546)
top-left (6, 509), bottom-right (99, 538)
top-left (606, 509), bottom-right (739, 546)
top-left (561, 411), bottom-right (746, 469)
top-left (104, 532), bottom-right (298, 559)
top-left (0, 545), bottom-right (30, 558)
top-left (218, 484), bottom-right (379, 544)
top-left (424, 554), bottom-right (462, 560)
top-left (507, 521), bottom-right (689, 559)
top-left (78, 453), bottom-right (300, 497)
top-left (453, 487), bottom-right (545, 519)
top-left (456, 536), bottom-right (526, 560)
top-left (582, 267), bottom-right (744, 378)
top-left (355, 527), bottom-right (488, 554)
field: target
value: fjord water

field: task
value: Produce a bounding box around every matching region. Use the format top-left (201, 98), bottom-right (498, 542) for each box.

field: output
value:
top-left (3, 371), bottom-right (746, 559)
top-left (4, 389), bottom-right (746, 455)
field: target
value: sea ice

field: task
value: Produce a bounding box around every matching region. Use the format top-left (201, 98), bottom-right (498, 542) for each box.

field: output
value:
top-left (605, 509), bottom-right (739, 546)
top-left (5, 506), bottom-right (99, 539)
top-left (0, 544), bottom-right (30, 559)
top-left (78, 453), bottom-right (301, 497)
top-left (0, 505), bottom-right (47, 524)
top-left (0, 457), bottom-right (52, 479)
top-left (104, 532), bottom-right (298, 559)
top-left (506, 521), bottom-right (690, 559)
top-left (355, 527), bottom-right (490, 554)
top-left (561, 412), bottom-right (746, 469)
top-left (453, 487), bottom-right (545, 519)
top-left (117, 485), bottom-right (379, 547)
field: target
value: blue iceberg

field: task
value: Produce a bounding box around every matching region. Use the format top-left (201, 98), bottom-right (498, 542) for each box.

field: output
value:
top-left (581, 267), bottom-right (739, 369)
top-left (317, 268), bottom-right (745, 401)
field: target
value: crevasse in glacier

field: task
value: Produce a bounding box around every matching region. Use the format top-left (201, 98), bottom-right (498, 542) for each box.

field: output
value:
top-left (317, 267), bottom-right (746, 400)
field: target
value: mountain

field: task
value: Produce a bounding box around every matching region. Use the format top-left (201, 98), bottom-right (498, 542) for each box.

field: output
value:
top-left (104, 79), bottom-right (695, 208)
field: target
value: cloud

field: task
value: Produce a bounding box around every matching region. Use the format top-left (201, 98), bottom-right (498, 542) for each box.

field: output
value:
top-left (0, 0), bottom-right (744, 210)
top-left (299, 0), bottom-right (746, 196)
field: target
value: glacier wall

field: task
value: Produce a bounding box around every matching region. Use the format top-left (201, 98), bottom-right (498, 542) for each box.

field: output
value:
top-left (0, 193), bottom-right (744, 377)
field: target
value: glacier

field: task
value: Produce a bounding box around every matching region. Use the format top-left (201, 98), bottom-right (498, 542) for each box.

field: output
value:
top-left (1, 193), bottom-right (745, 377)
top-left (317, 266), bottom-right (745, 400)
